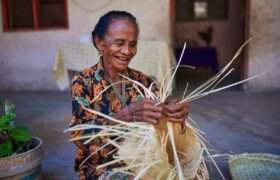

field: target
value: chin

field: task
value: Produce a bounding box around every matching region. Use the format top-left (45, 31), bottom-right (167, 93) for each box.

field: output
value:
top-left (113, 61), bottom-right (131, 72)
top-left (115, 64), bottom-right (129, 73)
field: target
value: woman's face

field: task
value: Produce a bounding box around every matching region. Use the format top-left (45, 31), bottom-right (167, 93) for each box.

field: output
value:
top-left (97, 19), bottom-right (138, 73)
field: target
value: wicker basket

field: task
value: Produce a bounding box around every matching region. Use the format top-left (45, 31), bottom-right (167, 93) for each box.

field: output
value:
top-left (229, 153), bottom-right (280, 180)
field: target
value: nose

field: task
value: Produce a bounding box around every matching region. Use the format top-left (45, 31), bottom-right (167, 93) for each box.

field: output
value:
top-left (120, 44), bottom-right (131, 56)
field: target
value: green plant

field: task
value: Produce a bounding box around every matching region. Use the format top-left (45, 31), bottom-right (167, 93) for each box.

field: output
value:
top-left (0, 100), bottom-right (32, 158)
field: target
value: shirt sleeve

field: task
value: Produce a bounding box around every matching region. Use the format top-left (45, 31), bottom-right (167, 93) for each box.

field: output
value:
top-left (70, 74), bottom-right (97, 127)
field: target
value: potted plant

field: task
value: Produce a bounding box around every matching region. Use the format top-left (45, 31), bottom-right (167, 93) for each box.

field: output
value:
top-left (0, 99), bottom-right (43, 180)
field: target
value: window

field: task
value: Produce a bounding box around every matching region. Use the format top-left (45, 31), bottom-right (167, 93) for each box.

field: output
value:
top-left (1, 0), bottom-right (68, 31)
top-left (176, 0), bottom-right (228, 22)
top-left (194, 1), bottom-right (208, 19)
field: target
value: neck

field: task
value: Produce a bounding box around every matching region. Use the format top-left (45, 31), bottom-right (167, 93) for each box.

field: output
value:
top-left (105, 68), bottom-right (119, 82)
top-left (102, 62), bottom-right (119, 82)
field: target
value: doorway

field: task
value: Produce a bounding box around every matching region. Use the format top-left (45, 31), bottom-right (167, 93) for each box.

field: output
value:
top-left (172, 0), bottom-right (247, 91)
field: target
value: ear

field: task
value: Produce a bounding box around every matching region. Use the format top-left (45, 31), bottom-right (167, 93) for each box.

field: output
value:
top-left (94, 36), bottom-right (106, 51)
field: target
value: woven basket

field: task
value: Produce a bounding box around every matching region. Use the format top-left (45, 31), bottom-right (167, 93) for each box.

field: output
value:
top-left (229, 153), bottom-right (280, 180)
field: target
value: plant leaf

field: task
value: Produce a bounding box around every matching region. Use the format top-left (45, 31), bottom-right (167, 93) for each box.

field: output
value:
top-left (0, 101), bottom-right (16, 130)
top-left (0, 114), bottom-right (14, 129)
top-left (10, 127), bottom-right (32, 142)
top-left (4, 102), bottom-right (15, 115)
top-left (0, 139), bottom-right (13, 157)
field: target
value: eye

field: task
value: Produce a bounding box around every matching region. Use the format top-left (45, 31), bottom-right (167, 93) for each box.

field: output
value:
top-left (129, 42), bottom-right (137, 48)
top-left (116, 43), bottom-right (123, 47)
top-left (114, 40), bottom-right (124, 47)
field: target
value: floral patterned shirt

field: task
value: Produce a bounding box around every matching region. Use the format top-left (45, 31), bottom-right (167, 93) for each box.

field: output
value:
top-left (70, 60), bottom-right (156, 180)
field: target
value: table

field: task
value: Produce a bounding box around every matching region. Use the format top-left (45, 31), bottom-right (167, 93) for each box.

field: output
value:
top-left (175, 47), bottom-right (219, 73)
top-left (53, 40), bottom-right (176, 90)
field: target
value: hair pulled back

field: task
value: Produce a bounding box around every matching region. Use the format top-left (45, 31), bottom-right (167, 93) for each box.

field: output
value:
top-left (92, 10), bottom-right (139, 48)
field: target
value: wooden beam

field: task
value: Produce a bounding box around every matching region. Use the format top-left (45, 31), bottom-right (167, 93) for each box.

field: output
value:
top-left (2, 0), bottom-right (9, 31)
top-left (32, 0), bottom-right (39, 29)
top-left (64, 0), bottom-right (69, 28)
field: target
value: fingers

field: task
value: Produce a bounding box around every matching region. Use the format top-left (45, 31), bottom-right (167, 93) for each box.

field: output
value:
top-left (164, 103), bottom-right (189, 118)
top-left (127, 98), bottom-right (189, 125)
top-left (129, 99), bottom-right (163, 113)
top-left (163, 101), bottom-right (189, 125)
top-left (164, 110), bottom-right (187, 119)
top-left (164, 102), bottom-right (189, 113)
top-left (134, 110), bottom-right (162, 122)
top-left (133, 115), bottom-right (158, 124)
top-left (129, 99), bottom-right (163, 125)
top-left (141, 99), bottom-right (163, 112)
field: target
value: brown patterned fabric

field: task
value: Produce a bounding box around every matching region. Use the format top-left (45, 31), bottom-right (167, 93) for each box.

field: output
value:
top-left (70, 60), bottom-right (156, 179)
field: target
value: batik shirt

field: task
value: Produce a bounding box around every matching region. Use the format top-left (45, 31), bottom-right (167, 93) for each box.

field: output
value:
top-left (70, 60), bottom-right (156, 180)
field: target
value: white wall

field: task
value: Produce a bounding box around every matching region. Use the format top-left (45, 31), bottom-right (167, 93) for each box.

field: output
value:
top-left (244, 0), bottom-right (280, 91)
top-left (0, 0), bottom-right (172, 91)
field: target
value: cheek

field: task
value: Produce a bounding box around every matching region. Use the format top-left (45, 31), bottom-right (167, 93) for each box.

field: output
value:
top-left (131, 48), bottom-right (137, 57)
top-left (109, 46), bottom-right (121, 55)
top-left (104, 46), bottom-right (118, 59)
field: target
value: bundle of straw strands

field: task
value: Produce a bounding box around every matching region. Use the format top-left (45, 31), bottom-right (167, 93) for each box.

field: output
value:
top-left (65, 38), bottom-right (263, 180)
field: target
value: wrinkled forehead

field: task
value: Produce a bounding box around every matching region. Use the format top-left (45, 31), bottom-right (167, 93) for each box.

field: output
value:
top-left (104, 19), bottom-right (138, 42)
top-left (107, 19), bottom-right (138, 35)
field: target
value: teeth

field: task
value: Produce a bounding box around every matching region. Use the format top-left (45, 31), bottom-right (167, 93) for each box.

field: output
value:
top-left (117, 58), bottom-right (128, 62)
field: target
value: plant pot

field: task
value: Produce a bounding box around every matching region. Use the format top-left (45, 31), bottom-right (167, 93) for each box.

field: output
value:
top-left (0, 137), bottom-right (43, 180)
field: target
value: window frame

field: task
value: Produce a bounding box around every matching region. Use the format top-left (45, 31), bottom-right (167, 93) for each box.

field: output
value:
top-left (1, 0), bottom-right (69, 32)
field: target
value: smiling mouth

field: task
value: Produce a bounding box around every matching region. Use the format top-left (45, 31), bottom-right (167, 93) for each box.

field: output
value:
top-left (115, 56), bottom-right (130, 64)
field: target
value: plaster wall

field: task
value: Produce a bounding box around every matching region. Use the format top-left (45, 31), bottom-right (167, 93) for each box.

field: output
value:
top-left (245, 0), bottom-right (280, 91)
top-left (175, 0), bottom-right (245, 75)
top-left (0, 0), bottom-right (172, 91)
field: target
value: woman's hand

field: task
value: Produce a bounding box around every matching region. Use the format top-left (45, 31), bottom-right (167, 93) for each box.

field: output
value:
top-left (115, 99), bottom-right (163, 125)
top-left (130, 99), bottom-right (163, 124)
top-left (163, 100), bottom-right (189, 125)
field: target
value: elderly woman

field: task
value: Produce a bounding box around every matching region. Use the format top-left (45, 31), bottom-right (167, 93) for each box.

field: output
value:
top-left (70, 11), bottom-right (189, 180)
